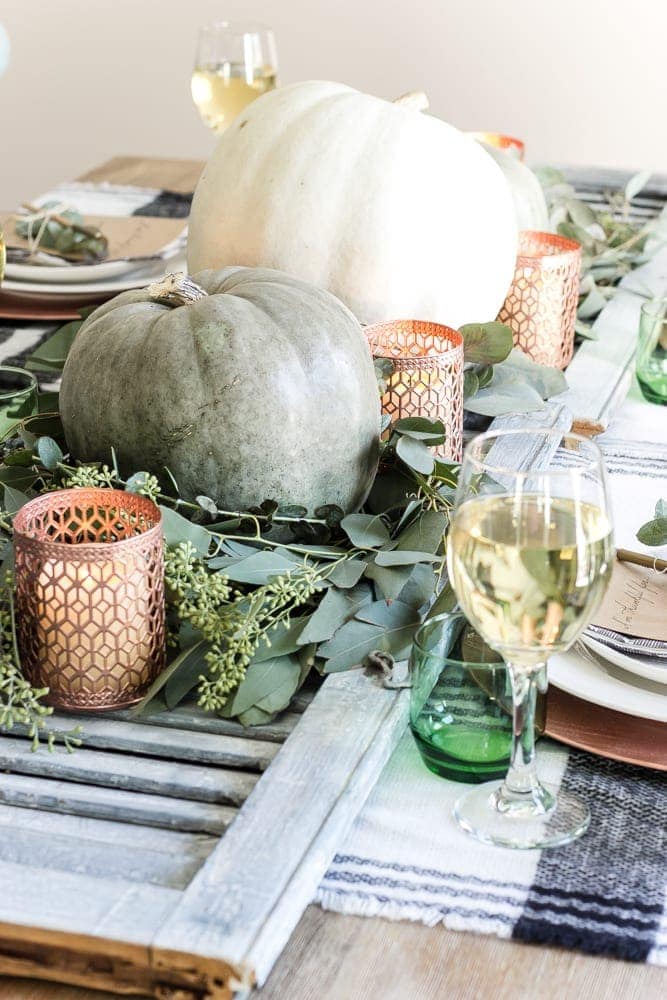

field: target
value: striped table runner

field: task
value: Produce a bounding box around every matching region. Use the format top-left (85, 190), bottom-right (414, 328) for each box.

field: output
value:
top-left (315, 388), bottom-right (667, 965)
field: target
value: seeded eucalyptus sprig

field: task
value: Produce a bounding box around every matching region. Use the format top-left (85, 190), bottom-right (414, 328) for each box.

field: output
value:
top-left (0, 570), bottom-right (82, 751)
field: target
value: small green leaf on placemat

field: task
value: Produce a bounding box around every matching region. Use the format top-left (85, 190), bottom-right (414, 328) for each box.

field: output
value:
top-left (636, 499), bottom-right (667, 546)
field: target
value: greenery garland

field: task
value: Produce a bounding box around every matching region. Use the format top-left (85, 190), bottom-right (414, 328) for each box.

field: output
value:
top-left (1, 169), bottom-right (663, 745)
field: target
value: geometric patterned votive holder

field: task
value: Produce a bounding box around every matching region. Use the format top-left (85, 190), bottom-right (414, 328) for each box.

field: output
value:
top-left (497, 230), bottom-right (582, 370)
top-left (365, 320), bottom-right (464, 462)
top-left (13, 489), bottom-right (165, 712)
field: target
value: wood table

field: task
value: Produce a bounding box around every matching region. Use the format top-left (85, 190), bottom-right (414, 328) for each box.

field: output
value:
top-left (0, 158), bottom-right (662, 1000)
top-left (0, 905), bottom-right (663, 999)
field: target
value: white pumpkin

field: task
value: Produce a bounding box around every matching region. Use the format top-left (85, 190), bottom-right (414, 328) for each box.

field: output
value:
top-left (188, 81), bottom-right (518, 327)
top-left (477, 141), bottom-right (549, 231)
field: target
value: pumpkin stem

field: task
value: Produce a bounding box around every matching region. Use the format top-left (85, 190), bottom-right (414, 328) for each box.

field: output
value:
top-left (393, 91), bottom-right (429, 112)
top-left (147, 271), bottom-right (208, 307)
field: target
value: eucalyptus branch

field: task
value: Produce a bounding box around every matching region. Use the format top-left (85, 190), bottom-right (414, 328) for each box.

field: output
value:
top-left (56, 461), bottom-right (330, 529)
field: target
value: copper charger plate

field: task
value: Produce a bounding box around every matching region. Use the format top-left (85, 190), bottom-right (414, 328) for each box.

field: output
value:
top-left (0, 292), bottom-right (82, 322)
top-left (546, 687), bottom-right (667, 770)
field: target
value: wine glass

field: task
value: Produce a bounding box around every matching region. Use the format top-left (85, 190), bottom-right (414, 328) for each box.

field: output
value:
top-left (0, 367), bottom-right (38, 441)
top-left (191, 22), bottom-right (278, 133)
top-left (446, 428), bottom-right (614, 849)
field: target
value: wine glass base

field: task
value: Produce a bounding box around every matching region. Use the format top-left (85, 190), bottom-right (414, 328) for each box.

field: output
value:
top-left (453, 781), bottom-right (590, 850)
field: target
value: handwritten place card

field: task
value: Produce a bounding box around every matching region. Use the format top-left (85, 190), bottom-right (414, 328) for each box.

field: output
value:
top-left (1, 213), bottom-right (186, 263)
top-left (593, 559), bottom-right (667, 642)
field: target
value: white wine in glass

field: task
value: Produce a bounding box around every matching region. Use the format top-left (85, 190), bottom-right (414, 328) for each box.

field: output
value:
top-left (191, 22), bottom-right (278, 133)
top-left (447, 429), bottom-right (614, 849)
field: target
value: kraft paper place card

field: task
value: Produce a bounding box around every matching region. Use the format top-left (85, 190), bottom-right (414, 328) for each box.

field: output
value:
top-left (2, 212), bottom-right (186, 262)
top-left (592, 558), bottom-right (667, 642)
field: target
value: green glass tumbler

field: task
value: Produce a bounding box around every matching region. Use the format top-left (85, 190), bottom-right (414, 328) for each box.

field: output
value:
top-left (409, 613), bottom-right (545, 784)
top-left (0, 367), bottom-right (38, 441)
top-left (637, 299), bottom-right (667, 405)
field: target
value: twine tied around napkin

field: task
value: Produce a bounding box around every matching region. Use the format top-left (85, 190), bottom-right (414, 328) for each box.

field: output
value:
top-left (13, 201), bottom-right (108, 263)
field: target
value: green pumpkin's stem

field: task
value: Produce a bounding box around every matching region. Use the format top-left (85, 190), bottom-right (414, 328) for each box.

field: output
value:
top-left (147, 271), bottom-right (208, 308)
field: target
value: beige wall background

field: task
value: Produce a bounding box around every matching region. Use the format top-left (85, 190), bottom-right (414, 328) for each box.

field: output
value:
top-left (1, 0), bottom-right (666, 206)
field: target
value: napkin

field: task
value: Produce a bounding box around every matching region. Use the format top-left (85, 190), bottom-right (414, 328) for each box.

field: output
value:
top-left (585, 557), bottom-right (667, 659)
top-left (1, 211), bottom-right (186, 265)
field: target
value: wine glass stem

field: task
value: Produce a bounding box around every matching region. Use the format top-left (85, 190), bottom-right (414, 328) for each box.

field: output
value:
top-left (497, 662), bottom-right (552, 812)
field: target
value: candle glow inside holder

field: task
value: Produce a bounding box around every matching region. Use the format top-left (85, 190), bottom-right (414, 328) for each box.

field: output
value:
top-left (365, 320), bottom-right (464, 462)
top-left (14, 489), bottom-right (166, 712)
top-left (497, 230), bottom-right (582, 370)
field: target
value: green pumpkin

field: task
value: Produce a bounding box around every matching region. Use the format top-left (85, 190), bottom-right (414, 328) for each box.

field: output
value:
top-left (60, 267), bottom-right (381, 513)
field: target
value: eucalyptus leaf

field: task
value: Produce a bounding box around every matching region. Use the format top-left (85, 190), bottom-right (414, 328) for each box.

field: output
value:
top-left (566, 198), bottom-right (596, 229)
top-left (164, 641), bottom-right (211, 709)
top-left (20, 412), bottom-right (65, 447)
top-left (326, 558), bottom-right (368, 588)
top-left (220, 655), bottom-right (301, 717)
top-left (636, 516), bottom-right (667, 547)
top-left (577, 286), bottom-right (607, 320)
top-left (374, 549), bottom-right (439, 566)
top-left (393, 417), bottom-right (446, 443)
top-left (297, 584), bottom-right (373, 645)
top-left (464, 382), bottom-right (545, 416)
top-left (36, 436), bottom-right (63, 471)
top-left (398, 563), bottom-right (437, 611)
top-left (366, 467), bottom-right (414, 515)
top-left (3, 485), bottom-right (30, 514)
top-left (159, 505), bottom-right (212, 556)
top-left (219, 540), bottom-right (265, 559)
top-left (253, 656), bottom-right (303, 714)
top-left (25, 317), bottom-right (84, 372)
top-left (314, 503), bottom-right (345, 528)
top-left (395, 509), bottom-right (447, 554)
top-left (355, 599), bottom-right (420, 629)
top-left (131, 640), bottom-right (208, 716)
top-left (463, 371), bottom-right (480, 399)
top-left (460, 322), bottom-right (513, 364)
top-left (237, 706), bottom-right (278, 727)
top-left (425, 580), bottom-right (458, 619)
top-left (196, 494), bottom-right (218, 517)
top-left (317, 619), bottom-right (383, 672)
top-left (222, 549), bottom-right (300, 585)
top-left (625, 170), bottom-right (652, 202)
top-left (0, 465), bottom-right (39, 492)
top-left (364, 560), bottom-right (415, 601)
top-left (493, 349), bottom-right (568, 398)
top-left (277, 503), bottom-right (308, 518)
top-left (395, 435), bottom-right (434, 475)
top-left (252, 615), bottom-right (310, 662)
top-left (340, 513), bottom-right (391, 548)
top-left (655, 499), bottom-right (667, 519)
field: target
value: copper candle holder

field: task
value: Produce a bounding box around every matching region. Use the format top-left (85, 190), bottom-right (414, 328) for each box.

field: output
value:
top-left (468, 131), bottom-right (525, 160)
top-left (365, 320), bottom-right (464, 462)
top-left (14, 489), bottom-right (166, 712)
top-left (497, 231), bottom-right (582, 370)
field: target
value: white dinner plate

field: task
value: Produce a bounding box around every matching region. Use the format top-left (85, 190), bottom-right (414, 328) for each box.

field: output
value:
top-left (549, 646), bottom-right (667, 723)
top-left (0, 258), bottom-right (187, 302)
top-left (582, 635), bottom-right (667, 685)
top-left (4, 240), bottom-right (185, 284)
